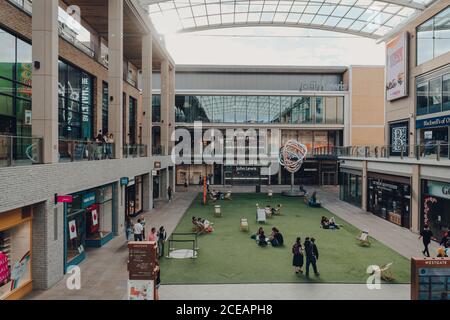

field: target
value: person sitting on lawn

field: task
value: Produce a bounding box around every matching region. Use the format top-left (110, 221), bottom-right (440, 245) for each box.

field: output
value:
top-left (269, 227), bottom-right (284, 247)
top-left (251, 227), bottom-right (264, 240)
top-left (308, 191), bottom-right (322, 208)
top-left (321, 216), bottom-right (330, 229)
top-left (329, 217), bottom-right (340, 230)
top-left (198, 218), bottom-right (214, 233)
top-left (258, 230), bottom-right (268, 247)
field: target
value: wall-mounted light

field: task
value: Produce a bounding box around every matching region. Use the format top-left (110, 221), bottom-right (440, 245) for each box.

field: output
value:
top-left (110, 96), bottom-right (114, 102)
top-left (34, 61), bottom-right (41, 70)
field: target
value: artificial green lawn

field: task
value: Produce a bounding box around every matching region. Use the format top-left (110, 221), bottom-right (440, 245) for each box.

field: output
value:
top-left (160, 193), bottom-right (410, 284)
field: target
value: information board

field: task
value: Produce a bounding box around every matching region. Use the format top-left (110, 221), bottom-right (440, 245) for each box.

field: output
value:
top-left (411, 258), bottom-right (450, 300)
top-left (127, 242), bottom-right (157, 281)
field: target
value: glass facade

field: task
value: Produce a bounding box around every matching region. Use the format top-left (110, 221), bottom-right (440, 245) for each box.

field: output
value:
top-left (153, 95), bottom-right (161, 122)
top-left (58, 61), bottom-right (94, 140)
top-left (417, 70), bottom-right (450, 116)
top-left (129, 96), bottom-right (137, 144)
top-left (416, 6), bottom-right (450, 66)
top-left (0, 28), bottom-right (32, 138)
top-left (340, 171), bottom-right (362, 208)
top-left (175, 95), bottom-right (344, 124)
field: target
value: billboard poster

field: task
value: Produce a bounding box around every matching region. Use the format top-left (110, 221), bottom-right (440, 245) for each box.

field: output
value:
top-left (386, 32), bottom-right (408, 101)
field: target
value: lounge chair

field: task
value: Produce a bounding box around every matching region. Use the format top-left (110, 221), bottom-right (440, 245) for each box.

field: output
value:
top-left (256, 209), bottom-right (267, 224)
top-left (224, 191), bottom-right (232, 200)
top-left (268, 190), bottom-right (273, 197)
top-left (380, 263), bottom-right (395, 282)
top-left (273, 205), bottom-right (283, 216)
top-left (357, 230), bottom-right (371, 247)
top-left (209, 193), bottom-right (218, 203)
top-left (264, 207), bottom-right (273, 219)
top-left (240, 218), bottom-right (249, 232)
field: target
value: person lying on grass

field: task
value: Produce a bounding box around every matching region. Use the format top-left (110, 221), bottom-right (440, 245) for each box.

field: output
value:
top-left (192, 217), bottom-right (214, 234)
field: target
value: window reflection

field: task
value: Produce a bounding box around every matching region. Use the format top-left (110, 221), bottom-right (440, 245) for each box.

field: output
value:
top-left (173, 95), bottom-right (345, 125)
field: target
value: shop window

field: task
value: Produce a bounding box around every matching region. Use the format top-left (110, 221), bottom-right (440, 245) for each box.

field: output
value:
top-left (213, 96), bottom-right (224, 123)
top-left (416, 82), bottom-right (429, 116)
top-left (315, 97), bottom-right (324, 124)
top-left (235, 96), bottom-right (247, 123)
top-left (280, 96), bottom-right (292, 124)
top-left (153, 95), bottom-right (162, 122)
top-left (223, 96), bottom-right (235, 123)
top-left (429, 77), bottom-right (442, 114)
top-left (0, 217), bottom-right (31, 300)
top-left (443, 74), bottom-right (450, 111)
top-left (416, 7), bottom-right (450, 65)
top-left (269, 96), bottom-right (281, 123)
top-left (247, 96), bottom-right (258, 123)
top-left (257, 96), bottom-right (269, 123)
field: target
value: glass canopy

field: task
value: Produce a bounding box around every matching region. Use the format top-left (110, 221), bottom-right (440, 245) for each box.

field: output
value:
top-left (139, 0), bottom-right (437, 38)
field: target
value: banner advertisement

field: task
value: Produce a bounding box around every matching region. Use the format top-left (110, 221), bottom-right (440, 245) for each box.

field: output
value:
top-left (386, 32), bottom-right (408, 101)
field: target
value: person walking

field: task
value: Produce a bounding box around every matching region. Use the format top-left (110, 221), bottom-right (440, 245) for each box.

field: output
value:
top-left (304, 237), bottom-right (320, 277)
top-left (419, 225), bottom-right (433, 257)
top-left (292, 237), bottom-right (304, 274)
top-left (168, 186), bottom-right (173, 202)
top-left (125, 217), bottom-right (132, 242)
top-left (311, 238), bottom-right (319, 261)
top-left (157, 226), bottom-right (167, 258)
top-left (133, 219), bottom-right (144, 241)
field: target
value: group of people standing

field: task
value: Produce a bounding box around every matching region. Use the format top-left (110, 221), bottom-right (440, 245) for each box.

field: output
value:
top-left (292, 237), bottom-right (320, 277)
top-left (95, 130), bottom-right (114, 159)
top-left (127, 217), bottom-right (167, 258)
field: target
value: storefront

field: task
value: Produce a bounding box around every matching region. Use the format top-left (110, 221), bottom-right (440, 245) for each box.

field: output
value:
top-left (125, 176), bottom-right (143, 218)
top-left (416, 115), bottom-right (450, 159)
top-left (340, 169), bottom-right (363, 208)
top-left (422, 180), bottom-right (450, 241)
top-left (367, 173), bottom-right (411, 228)
top-left (64, 184), bottom-right (115, 272)
top-left (0, 207), bottom-right (32, 300)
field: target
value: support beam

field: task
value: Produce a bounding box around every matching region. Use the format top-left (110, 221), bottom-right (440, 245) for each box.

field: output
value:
top-left (108, 0), bottom-right (124, 159)
top-left (169, 65), bottom-right (176, 156)
top-left (411, 164), bottom-right (421, 233)
top-left (160, 60), bottom-right (170, 155)
top-left (32, 0), bottom-right (59, 164)
top-left (361, 160), bottom-right (368, 211)
top-left (142, 33), bottom-right (153, 154)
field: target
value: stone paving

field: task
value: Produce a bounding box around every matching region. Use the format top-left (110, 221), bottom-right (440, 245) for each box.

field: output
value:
top-left (27, 185), bottom-right (437, 300)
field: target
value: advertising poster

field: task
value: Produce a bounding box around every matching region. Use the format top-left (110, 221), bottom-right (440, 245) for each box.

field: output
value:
top-left (91, 209), bottom-right (98, 226)
top-left (127, 280), bottom-right (154, 300)
top-left (386, 32), bottom-right (408, 101)
top-left (68, 220), bottom-right (77, 240)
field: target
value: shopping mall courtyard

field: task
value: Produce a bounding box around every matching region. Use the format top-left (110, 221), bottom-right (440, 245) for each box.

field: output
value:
top-left (160, 193), bottom-right (411, 285)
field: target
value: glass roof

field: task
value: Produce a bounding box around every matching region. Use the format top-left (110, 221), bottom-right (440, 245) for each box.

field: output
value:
top-left (139, 0), bottom-right (437, 38)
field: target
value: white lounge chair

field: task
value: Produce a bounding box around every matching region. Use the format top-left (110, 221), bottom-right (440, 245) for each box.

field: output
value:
top-left (357, 230), bottom-right (371, 246)
top-left (256, 209), bottom-right (267, 224)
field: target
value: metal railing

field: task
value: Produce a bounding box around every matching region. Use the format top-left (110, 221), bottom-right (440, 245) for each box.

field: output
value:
top-left (123, 144), bottom-right (148, 158)
top-left (152, 145), bottom-right (165, 156)
top-left (337, 143), bottom-right (450, 161)
top-left (59, 140), bottom-right (115, 162)
top-left (0, 135), bottom-right (42, 167)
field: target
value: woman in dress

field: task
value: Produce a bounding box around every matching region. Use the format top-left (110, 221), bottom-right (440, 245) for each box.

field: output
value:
top-left (292, 237), bottom-right (304, 274)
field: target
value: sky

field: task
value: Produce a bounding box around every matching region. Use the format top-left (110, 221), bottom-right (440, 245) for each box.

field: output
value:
top-left (151, 20), bottom-right (386, 67)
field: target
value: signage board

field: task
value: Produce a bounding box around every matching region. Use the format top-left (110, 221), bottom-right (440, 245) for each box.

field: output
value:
top-left (56, 195), bottom-right (73, 203)
top-left (427, 181), bottom-right (450, 200)
top-left (416, 114), bottom-right (450, 129)
top-left (128, 242), bottom-right (157, 281)
top-left (152, 170), bottom-right (158, 176)
top-left (127, 280), bottom-right (154, 300)
top-left (81, 192), bottom-right (96, 208)
top-left (120, 177), bottom-right (130, 186)
top-left (386, 32), bottom-right (409, 101)
top-left (411, 258), bottom-right (450, 300)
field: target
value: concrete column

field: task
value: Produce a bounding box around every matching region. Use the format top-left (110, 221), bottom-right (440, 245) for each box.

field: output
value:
top-left (411, 164), bottom-right (421, 232)
top-left (142, 33), bottom-right (153, 155)
top-left (32, 200), bottom-right (64, 289)
top-left (142, 173), bottom-right (153, 212)
top-left (361, 160), bottom-right (368, 211)
top-left (166, 168), bottom-right (170, 199)
top-left (160, 60), bottom-right (170, 155)
top-left (169, 65), bottom-right (176, 154)
top-left (171, 166), bottom-right (176, 194)
top-left (114, 182), bottom-right (125, 237)
top-left (32, 0), bottom-right (59, 164)
top-left (108, 0), bottom-right (124, 159)
top-left (124, 92), bottom-right (130, 146)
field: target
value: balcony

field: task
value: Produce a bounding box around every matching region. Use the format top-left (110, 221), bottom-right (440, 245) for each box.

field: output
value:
top-left (123, 145), bottom-right (148, 158)
top-left (0, 135), bottom-right (42, 167)
top-left (59, 139), bottom-right (115, 162)
top-left (337, 143), bottom-right (450, 162)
